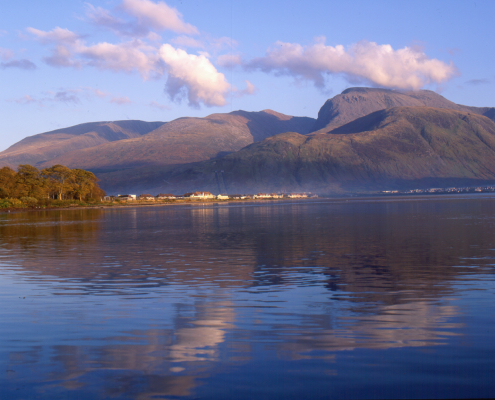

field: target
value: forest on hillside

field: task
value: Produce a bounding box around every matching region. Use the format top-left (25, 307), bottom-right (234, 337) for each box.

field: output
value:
top-left (0, 164), bottom-right (105, 206)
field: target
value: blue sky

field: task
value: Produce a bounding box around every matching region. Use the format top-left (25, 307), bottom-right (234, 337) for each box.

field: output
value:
top-left (1, 0), bottom-right (494, 150)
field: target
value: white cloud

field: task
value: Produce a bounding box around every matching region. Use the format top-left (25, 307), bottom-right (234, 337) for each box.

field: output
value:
top-left (242, 80), bottom-right (256, 95)
top-left (27, 27), bottom-right (80, 45)
top-left (233, 80), bottom-right (257, 98)
top-left (44, 45), bottom-right (82, 68)
top-left (28, 27), bottom-right (82, 68)
top-left (147, 32), bottom-right (162, 42)
top-left (86, 0), bottom-right (198, 37)
top-left (28, 24), bottom-right (244, 108)
top-left (28, 27), bottom-right (163, 78)
top-left (159, 44), bottom-right (230, 107)
top-left (80, 40), bottom-right (162, 78)
top-left (121, 0), bottom-right (198, 35)
top-left (247, 38), bottom-right (457, 90)
top-left (85, 4), bottom-right (131, 35)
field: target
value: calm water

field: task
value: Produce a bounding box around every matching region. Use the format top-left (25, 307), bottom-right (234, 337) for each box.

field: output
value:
top-left (1, 196), bottom-right (495, 399)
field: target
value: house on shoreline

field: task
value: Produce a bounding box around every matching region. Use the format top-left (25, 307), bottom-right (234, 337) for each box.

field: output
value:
top-left (254, 193), bottom-right (282, 199)
top-left (117, 194), bottom-right (136, 201)
top-left (156, 193), bottom-right (176, 199)
top-left (138, 194), bottom-right (155, 201)
top-left (183, 191), bottom-right (215, 199)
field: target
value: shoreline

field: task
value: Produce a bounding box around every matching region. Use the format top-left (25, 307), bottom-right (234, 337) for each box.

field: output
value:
top-left (0, 197), bottom-right (323, 214)
top-left (2, 191), bottom-right (495, 214)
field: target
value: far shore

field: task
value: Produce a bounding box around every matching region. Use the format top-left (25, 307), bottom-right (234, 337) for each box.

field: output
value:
top-left (2, 191), bottom-right (495, 214)
top-left (0, 197), bottom-right (321, 214)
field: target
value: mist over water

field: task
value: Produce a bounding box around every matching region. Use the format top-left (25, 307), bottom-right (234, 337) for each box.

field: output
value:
top-left (1, 196), bottom-right (495, 399)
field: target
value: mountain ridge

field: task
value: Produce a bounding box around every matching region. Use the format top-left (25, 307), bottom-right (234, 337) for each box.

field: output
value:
top-left (97, 106), bottom-right (495, 194)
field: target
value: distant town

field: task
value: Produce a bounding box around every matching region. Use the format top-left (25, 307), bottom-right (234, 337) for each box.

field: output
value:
top-left (379, 185), bottom-right (495, 195)
top-left (104, 186), bottom-right (495, 203)
top-left (104, 192), bottom-right (318, 202)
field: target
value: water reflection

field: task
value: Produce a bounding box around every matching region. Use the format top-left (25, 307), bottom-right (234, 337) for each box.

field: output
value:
top-left (1, 196), bottom-right (495, 398)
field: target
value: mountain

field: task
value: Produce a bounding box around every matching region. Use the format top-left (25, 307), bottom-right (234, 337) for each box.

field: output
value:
top-left (0, 110), bottom-right (315, 172)
top-left (310, 87), bottom-right (495, 133)
top-left (0, 120), bottom-right (165, 169)
top-left (3, 87), bottom-right (495, 195)
top-left (108, 107), bottom-right (495, 195)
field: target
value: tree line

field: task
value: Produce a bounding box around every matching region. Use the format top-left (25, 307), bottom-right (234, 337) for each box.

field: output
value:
top-left (0, 164), bottom-right (105, 201)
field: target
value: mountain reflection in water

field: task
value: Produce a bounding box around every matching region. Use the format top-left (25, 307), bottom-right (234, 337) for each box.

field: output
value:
top-left (1, 196), bottom-right (495, 399)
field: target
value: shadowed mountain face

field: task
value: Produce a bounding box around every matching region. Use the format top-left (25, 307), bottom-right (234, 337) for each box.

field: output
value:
top-left (105, 107), bottom-right (495, 195)
top-left (0, 120), bottom-right (165, 168)
top-left (310, 87), bottom-right (495, 133)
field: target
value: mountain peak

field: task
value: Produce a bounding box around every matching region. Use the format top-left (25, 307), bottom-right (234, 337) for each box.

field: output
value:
top-left (310, 87), bottom-right (494, 134)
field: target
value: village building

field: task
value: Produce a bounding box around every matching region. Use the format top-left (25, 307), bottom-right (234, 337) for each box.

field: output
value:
top-left (254, 193), bottom-right (272, 199)
top-left (183, 191), bottom-right (215, 199)
top-left (117, 194), bottom-right (136, 201)
top-left (288, 193), bottom-right (308, 198)
top-left (217, 194), bottom-right (229, 200)
top-left (138, 194), bottom-right (155, 201)
top-left (156, 193), bottom-right (176, 199)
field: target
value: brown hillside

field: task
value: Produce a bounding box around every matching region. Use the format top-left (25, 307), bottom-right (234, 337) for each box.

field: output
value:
top-left (0, 120), bottom-right (165, 168)
top-left (40, 110), bottom-right (315, 171)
